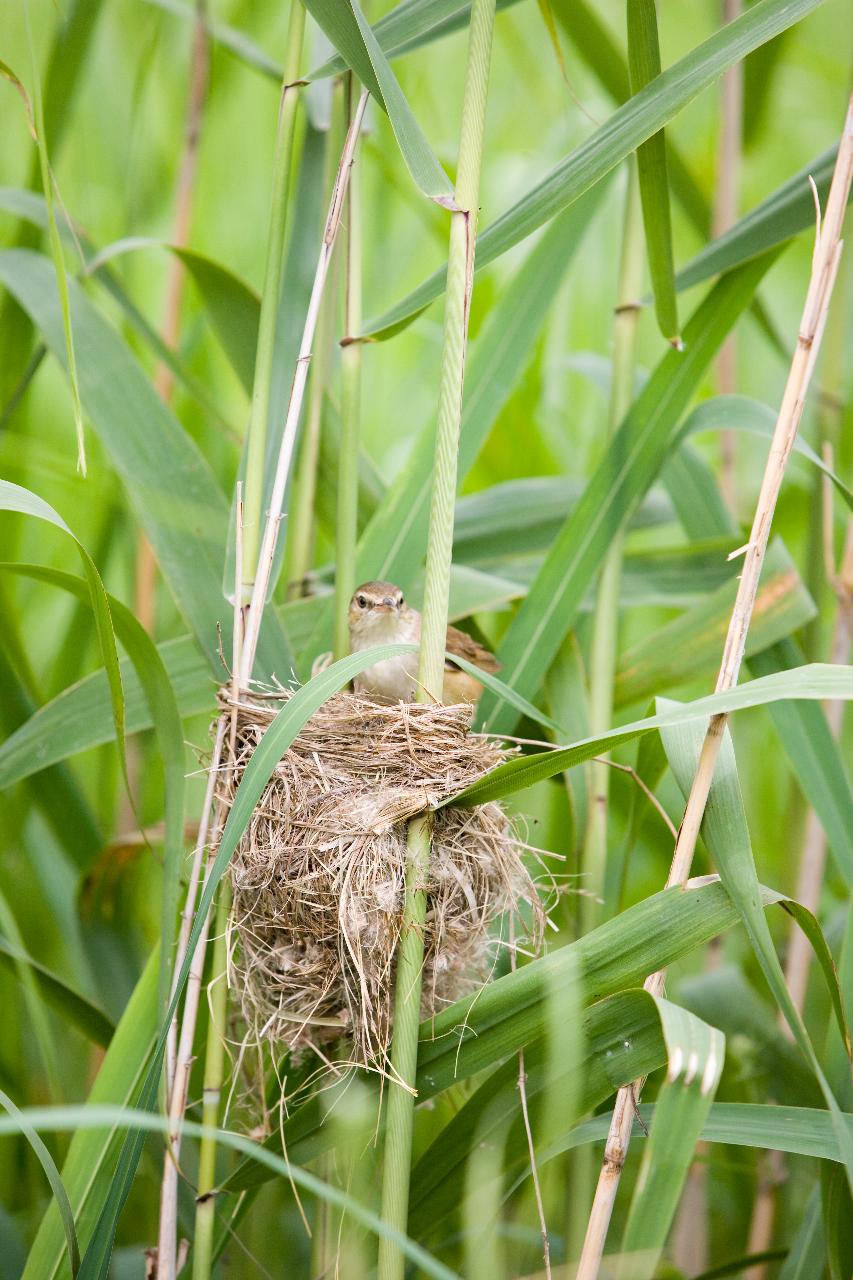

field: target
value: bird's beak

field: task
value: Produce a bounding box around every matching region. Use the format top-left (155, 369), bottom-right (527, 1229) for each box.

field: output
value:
top-left (380, 597), bottom-right (398, 611)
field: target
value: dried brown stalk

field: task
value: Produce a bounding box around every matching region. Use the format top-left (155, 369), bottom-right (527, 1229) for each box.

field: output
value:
top-left (135, 1), bottom-right (209, 633)
top-left (576, 88), bottom-right (853, 1280)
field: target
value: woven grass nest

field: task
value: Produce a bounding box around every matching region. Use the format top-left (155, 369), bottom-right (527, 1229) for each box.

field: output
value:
top-left (218, 685), bottom-right (544, 1074)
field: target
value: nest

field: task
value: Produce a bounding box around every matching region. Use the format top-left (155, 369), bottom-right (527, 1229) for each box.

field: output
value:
top-left (218, 686), bottom-right (543, 1073)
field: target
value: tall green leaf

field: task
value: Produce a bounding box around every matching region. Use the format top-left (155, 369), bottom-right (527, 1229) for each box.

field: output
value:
top-left (451, 664), bottom-right (853, 808)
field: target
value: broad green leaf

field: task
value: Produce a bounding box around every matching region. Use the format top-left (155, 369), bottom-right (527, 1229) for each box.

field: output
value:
top-left (663, 445), bottom-right (853, 885)
top-left (0, 562), bottom-right (185, 1010)
top-left (550, 0), bottom-right (709, 236)
top-left (617, 998), bottom-right (723, 1280)
top-left (0, 1089), bottom-right (79, 1278)
top-left (477, 252), bottom-right (776, 734)
top-left (660, 710), bottom-right (853, 1198)
top-left (302, 0), bottom-right (454, 203)
top-left (362, 0), bottom-right (823, 336)
top-left (450, 664), bottom-right (853, 808)
top-left (22, 952), bottom-right (157, 1280)
top-left (0, 249), bottom-right (289, 678)
top-left (627, 0), bottom-right (679, 345)
top-left (0, 937), bottom-right (113, 1049)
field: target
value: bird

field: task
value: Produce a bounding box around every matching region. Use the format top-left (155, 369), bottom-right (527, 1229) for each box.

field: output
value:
top-left (348, 580), bottom-right (500, 705)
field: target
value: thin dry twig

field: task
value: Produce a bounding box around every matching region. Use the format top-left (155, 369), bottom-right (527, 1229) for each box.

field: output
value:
top-left (576, 88), bottom-right (853, 1280)
top-left (240, 90), bottom-right (369, 678)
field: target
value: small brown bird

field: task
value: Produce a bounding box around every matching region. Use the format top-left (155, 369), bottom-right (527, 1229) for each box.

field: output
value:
top-left (348, 580), bottom-right (500, 704)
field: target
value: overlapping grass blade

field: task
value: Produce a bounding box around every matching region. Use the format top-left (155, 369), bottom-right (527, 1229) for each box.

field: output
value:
top-left (362, 0), bottom-right (823, 337)
top-left (451, 665), bottom-right (853, 808)
top-left (477, 252), bottom-right (776, 733)
top-left (675, 146), bottom-right (844, 292)
top-left (614, 539), bottom-right (816, 708)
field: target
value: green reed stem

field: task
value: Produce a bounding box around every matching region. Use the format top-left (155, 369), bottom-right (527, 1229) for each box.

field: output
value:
top-left (582, 159), bottom-right (644, 934)
top-left (377, 4), bottom-right (496, 1277)
top-left (191, 880), bottom-right (232, 1280)
top-left (334, 74), bottom-right (364, 660)
top-left (240, 0), bottom-right (305, 595)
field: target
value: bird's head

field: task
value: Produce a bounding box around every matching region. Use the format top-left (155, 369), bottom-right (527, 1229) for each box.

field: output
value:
top-left (348, 580), bottom-right (406, 639)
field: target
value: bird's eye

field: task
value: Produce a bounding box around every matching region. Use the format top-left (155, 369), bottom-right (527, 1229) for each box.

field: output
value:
top-left (357, 595), bottom-right (367, 608)
top-left (397, 594), bottom-right (404, 607)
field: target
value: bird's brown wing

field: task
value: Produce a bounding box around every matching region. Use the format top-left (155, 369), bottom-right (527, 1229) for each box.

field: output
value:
top-left (444, 623), bottom-right (501, 674)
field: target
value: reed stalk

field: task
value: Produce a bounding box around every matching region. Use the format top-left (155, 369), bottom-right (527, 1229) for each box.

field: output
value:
top-left (716, 0), bottom-right (744, 510)
top-left (377, 3), bottom-right (496, 1276)
top-left (576, 87), bottom-right (853, 1280)
top-left (334, 74), bottom-right (364, 660)
top-left (240, 0), bottom-right (306, 596)
top-left (240, 91), bottom-right (369, 676)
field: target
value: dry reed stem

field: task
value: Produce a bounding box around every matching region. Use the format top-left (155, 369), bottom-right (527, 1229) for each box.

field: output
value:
top-left (240, 90), bottom-right (369, 678)
top-left (576, 88), bottom-right (853, 1280)
top-left (135, 1), bottom-right (209, 633)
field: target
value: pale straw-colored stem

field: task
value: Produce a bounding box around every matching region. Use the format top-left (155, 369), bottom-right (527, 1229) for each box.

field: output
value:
top-left (240, 91), bottom-right (369, 677)
top-left (240, 0), bottom-right (307, 591)
top-left (334, 74), bottom-right (364, 660)
top-left (135, 0), bottom-right (209, 633)
top-left (576, 88), bottom-right (853, 1280)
